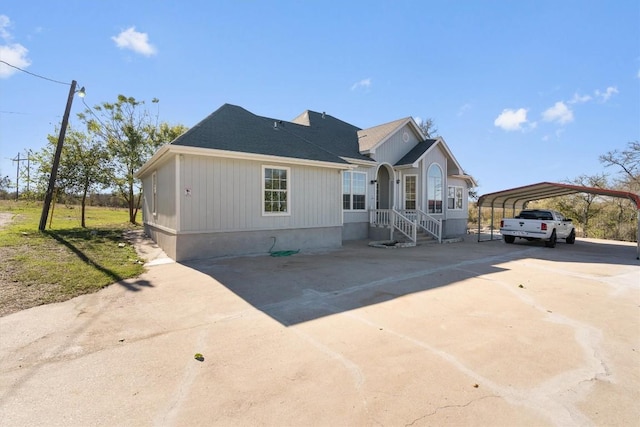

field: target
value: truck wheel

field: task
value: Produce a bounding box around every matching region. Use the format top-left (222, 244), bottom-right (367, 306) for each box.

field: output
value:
top-left (545, 231), bottom-right (557, 248)
top-left (504, 235), bottom-right (515, 244)
top-left (566, 230), bottom-right (576, 244)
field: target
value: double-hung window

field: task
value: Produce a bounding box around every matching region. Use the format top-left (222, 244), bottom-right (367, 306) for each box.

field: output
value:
top-left (447, 186), bottom-right (463, 210)
top-left (343, 171), bottom-right (366, 210)
top-left (263, 166), bottom-right (290, 215)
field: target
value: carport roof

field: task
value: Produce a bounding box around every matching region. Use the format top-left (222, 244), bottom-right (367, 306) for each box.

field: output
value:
top-left (477, 181), bottom-right (640, 259)
top-left (478, 181), bottom-right (640, 210)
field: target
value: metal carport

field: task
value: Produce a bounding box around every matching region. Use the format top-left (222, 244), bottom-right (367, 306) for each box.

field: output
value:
top-left (476, 181), bottom-right (640, 259)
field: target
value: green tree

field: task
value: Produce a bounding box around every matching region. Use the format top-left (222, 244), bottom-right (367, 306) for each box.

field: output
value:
top-left (0, 172), bottom-right (11, 200)
top-left (47, 128), bottom-right (112, 227)
top-left (79, 95), bottom-right (187, 224)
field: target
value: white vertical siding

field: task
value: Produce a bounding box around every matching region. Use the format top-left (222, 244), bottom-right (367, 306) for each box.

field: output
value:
top-left (141, 156), bottom-right (177, 231)
top-left (179, 154), bottom-right (342, 232)
top-left (372, 125), bottom-right (421, 165)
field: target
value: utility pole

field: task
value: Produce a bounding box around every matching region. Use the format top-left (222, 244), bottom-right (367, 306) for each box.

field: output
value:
top-left (12, 152), bottom-right (33, 200)
top-left (39, 80), bottom-right (77, 231)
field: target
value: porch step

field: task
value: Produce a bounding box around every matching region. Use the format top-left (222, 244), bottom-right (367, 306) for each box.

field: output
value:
top-left (394, 232), bottom-right (437, 245)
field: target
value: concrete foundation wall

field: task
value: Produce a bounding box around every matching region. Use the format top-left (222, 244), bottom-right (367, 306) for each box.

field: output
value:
top-left (368, 226), bottom-right (392, 241)
top-left (444, 218), bottom-right (467, 237)
top-left (343, 222), bottom-right (369, 241)
top-left (174, 226), bottom-right (342, 261)
top-left (144, 224), bottom-right (177, 260)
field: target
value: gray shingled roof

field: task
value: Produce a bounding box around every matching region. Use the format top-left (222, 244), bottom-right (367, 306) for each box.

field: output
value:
top-left (287, 110), bottom-right (371, 161)
top-left (357, 117), bottom-right (409, 152)
top-left (394, 139), bottom-right (438, 166)
top-left (171, 104), bottom-right (372, 164)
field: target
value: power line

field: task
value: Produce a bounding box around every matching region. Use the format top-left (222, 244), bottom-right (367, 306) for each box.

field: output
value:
top-left (0, 59), bottom-right (70, 86)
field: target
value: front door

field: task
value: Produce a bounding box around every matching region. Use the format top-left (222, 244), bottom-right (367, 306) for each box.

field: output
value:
top-left (403, 175), bottom-right (417, 210)
top-left (376, 166), bottom-right (393, 209)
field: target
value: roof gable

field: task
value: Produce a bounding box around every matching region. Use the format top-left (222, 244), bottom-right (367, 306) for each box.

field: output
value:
top-left (357, 117), bottom-right (426, 154)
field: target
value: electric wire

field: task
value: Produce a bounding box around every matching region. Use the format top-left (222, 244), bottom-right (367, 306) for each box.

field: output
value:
top-left (0, 59), bottom-right (71, 86)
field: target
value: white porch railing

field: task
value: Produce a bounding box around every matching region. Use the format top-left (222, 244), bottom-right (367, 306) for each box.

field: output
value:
top-left (400, 209), bottom-right (442, 243)
top-left (392, 209), bottom-right (417, 243)
top-left (369, 209), bottom-right (417, 243)
top-left (370, 208), bottom-right (442, 243)
top-left (369, 209), bottom-right (391, 227)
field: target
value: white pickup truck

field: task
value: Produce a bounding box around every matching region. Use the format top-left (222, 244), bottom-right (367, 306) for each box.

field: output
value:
top-left (500, 209), bottom-right (576, 248)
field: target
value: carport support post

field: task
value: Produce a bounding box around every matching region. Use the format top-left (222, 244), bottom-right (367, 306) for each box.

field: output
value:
top-left (477, 205), bottom-right (481, 242)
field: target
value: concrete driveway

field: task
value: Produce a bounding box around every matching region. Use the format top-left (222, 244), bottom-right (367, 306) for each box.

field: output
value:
top-left (1, 236), bottom-right (638, 426)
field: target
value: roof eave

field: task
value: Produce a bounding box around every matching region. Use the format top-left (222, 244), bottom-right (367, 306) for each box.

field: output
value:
top-left (137, 145), bottom-right (352, 178)
top-left (341, 156), bottom-right (377, 167)
top-left (451, 174), bottom-right (479, 187)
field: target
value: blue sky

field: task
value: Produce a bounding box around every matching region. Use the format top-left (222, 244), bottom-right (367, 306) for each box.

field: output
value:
top-left (1, 0), bottom-right (639, 195)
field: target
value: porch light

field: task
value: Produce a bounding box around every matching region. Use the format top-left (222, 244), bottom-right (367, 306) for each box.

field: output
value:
top-left (370, 179), bottom-right (377, 184)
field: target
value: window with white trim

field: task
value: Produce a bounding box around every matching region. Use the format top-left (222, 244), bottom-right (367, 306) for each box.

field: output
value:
top-left (404, 175), bottom-right (417, 210)
top-left (427, 164), bottom-right (443, 214)
top-left (343, 171), bottom-right (366, 210)
top-left (447, 186), bottom-right (463, 210)
top-left (263, 166), bottom-right (290, 215)
top-left (152, 171), bottom-right (157, 217)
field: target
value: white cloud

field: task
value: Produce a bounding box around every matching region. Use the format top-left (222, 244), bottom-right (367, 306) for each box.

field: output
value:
top-left (457, 103), bottom-right (472, 116)
top-left (0, 15), bottom-right (31, 79)
top-left (350, 78), bottom-right (371, 91)
top-left (494, 108), bottom-right (529, 131)
top-left (542, 101), bottom-right (573, 124)
top-left (0, 15), bottom-right (11, 40)
top-left (111, 27), bottom-right (157, 57)
top-left (595, 86), bottom-right (618, 102)
top-left (568, 92), bottom-right (592, 104)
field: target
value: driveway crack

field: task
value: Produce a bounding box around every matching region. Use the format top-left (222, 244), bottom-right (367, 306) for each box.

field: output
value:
top-left (405, 395), bottom-right (499, 426)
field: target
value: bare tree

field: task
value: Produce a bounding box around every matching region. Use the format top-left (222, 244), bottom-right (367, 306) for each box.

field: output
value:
top-left (416, 117), bottom-right (438, 139)
top-left (556, 174), bottom-right (608, 237)
top-left (599, 141), bottom-right (640, 192)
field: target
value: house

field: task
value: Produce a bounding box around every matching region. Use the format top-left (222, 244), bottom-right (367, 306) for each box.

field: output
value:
top-left (135, 104), bottom-right (476, 261)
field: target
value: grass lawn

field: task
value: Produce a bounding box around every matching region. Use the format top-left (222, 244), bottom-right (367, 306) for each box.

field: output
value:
top-left (0, 200), bottom-right (146, 316)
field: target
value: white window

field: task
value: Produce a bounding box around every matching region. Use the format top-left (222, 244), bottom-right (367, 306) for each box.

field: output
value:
top-left (343, 171), bottom-right (366, 210)
top-left (427, 164), bottom-right (443, 214)
top-left (404, 175), bottom-right (417, 210)
top-left (263, 166), bottom-right (290, 215)
top-left (152, 171), bottom-right (157, 217)
top-left (447, 186), bottom-right (463, 210)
